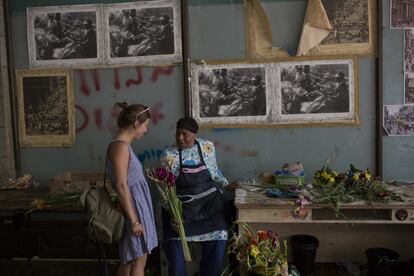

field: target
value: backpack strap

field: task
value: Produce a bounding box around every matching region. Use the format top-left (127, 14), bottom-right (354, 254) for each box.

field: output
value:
top-left (103, 145), bottom-right (109, 194)
top-left (105, 140), bottom-right (131, 193)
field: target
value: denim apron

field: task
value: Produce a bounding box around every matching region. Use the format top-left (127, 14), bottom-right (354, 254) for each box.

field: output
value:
top-left (163, 141), bottom-right (227, 239)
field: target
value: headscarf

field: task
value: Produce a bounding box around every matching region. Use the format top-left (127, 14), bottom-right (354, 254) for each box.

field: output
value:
top-left (176, 117), bottom-right (198, 133)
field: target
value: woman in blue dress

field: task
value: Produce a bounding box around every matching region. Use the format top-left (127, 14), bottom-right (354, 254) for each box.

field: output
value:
top-left (107, 102), bottom-right (158, 276)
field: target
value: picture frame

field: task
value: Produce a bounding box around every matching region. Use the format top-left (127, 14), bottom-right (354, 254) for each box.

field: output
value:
top-left (306, 0), bottom-right (376, 56)
top-left (103, 0), bottom-right (182, 66)
top-left (390, 0), bottom-right (414, 29)
top-left (189, 57), bottom-right (358, 127)
top-left (276, 58), bottom-right (358, 125)
top-left (27, 4), bottom-right (104, 68)
top-left (16, 69), bottom-right (75, 147)
top-left (189, 62), bottom-right (272, 126)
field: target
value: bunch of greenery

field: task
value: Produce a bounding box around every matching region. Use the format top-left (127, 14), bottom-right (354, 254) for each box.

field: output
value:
top-left (311, 164), bottom-right (404, 217)
top-left (28, 191), bottom-right (81, 212)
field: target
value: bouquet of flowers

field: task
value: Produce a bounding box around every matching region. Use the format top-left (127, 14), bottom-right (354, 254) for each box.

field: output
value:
top-left (228, 222), bottom-right (288, 276)
top-left (310, 164), bottom-right (404, 216)
top-left (146, 167), bottom-right (192, 262)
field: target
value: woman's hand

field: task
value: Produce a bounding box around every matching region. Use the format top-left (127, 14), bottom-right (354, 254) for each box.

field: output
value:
top-left (225, 181), bottom-right (240, 191)
top-left (131, 221), bottom-right (145, 236)
top-left (170, 217), bottom-right (179, 232)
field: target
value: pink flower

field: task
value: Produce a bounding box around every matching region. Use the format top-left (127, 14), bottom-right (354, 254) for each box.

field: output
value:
top-left (167, 172), bottom-right (176, 187)
top-left (156, 167), bottom-right (168, 180)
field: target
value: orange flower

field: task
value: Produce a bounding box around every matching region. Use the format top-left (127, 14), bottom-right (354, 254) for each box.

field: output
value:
top-left (32, 198), bottom-right (49, 209)
top-left (257, 230), bottom-right (269, 241)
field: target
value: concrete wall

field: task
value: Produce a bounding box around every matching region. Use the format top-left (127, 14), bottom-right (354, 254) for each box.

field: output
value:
top-left (5, 0), bottom-right (378, 186)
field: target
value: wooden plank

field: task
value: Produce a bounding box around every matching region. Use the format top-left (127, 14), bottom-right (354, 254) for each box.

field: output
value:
top-left (235, 183), bottom-right (414, 209)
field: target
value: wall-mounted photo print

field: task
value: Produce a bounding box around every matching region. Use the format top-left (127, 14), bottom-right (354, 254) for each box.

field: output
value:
top-left (391, 0), bottom-right (414, 28)
top-left (104, 1), bottom-right (182, 66)
top-left (404, 73), bottom-right (414, 104)
top-left (16, 70), bottom-right (75, 147)
top-left (277, 59), bottom-right (357, 124)
top-left (190, 63), bottom-right (271, 125)
top-left (404, 29), bottom-right (414, 72)
top-left (384, 105), bottom-right (414, 136)
top-left (189, 58), bottom-right (358, 127)
top-left (27, 4), bottom-right (104, 68)
top-left (305, 0), bottom-right (376, 56)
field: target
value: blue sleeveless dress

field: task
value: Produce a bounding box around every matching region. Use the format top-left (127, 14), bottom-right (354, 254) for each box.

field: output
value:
top-left (107, 141), bottom-right (158, 263)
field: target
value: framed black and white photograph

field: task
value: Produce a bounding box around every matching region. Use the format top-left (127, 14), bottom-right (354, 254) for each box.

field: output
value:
top-left (405, 73), bottom-right (414, 104)
top-left (384, 105), bottom-right (414, 136)
top-left (308, 0), bottom-right (376, 56)
top-left (391, 0), bottom-right (414, 28)
top-left (27, 4), bottom-right (104, 68)
top-left (404, 29), bottom-right (414, 72)
top-left (16, 70), bottom-right (74, 147)
top-left (190, 62), bottom-right (271, 125)
top-left (276, 59), bottom-right (357, 124)
top-left (104, 1), bottom-right (182, 66)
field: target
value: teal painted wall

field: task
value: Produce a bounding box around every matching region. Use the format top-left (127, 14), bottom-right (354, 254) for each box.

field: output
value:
top-left (10, 0), bottom-right (378, 184)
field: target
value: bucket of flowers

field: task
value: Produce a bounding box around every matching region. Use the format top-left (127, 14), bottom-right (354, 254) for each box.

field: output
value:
top-left (228, 222), bottom-right (289, 276)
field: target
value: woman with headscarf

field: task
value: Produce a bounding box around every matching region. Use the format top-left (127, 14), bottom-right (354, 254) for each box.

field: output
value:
top-left (160, 117), bottom-right (238, 276)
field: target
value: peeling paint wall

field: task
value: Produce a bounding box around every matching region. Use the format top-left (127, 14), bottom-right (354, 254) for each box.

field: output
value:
top-left (188, 1), bottom-right (376, 181)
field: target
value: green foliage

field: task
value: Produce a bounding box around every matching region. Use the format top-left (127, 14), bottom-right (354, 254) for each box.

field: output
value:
top-left (311, 164), bottom-right (404, 217)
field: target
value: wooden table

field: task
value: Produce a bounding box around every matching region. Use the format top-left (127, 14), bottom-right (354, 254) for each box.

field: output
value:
top-left (0, 188), bottom-right (117, 261)
top-left (235, 183), bottom-right (414, 263)
top-left (0, 188), bottom-right (48, 216)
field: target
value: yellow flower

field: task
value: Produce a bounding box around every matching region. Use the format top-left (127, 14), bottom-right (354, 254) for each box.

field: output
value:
top-left (202, 143), bottom-right (213, 155)
top-left (250, 245), bottom-right (260, 258)
top-left (353, 173), bottom-right (360, 181)
top-left (166, 156), bottom-right (175, 167)
top-left (364, 172), bottom-right (372, 181)
top-left (321, 171), bottom-right (330, 180)
top-left (329, 177), bottom-right (335, 184)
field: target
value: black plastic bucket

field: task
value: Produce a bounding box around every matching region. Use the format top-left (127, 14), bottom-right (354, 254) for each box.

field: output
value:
top-left (366, 247), bottom-right (399, 276)
top-left (290, 234), bottom-right (319, 276)
top-left (392, 262), bottom-right (412, 276)
top-left (409, 258), bottom-right (414, 270)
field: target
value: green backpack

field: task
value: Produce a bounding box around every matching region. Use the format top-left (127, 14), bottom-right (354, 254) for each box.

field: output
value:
top-left (80, 185), bottom-right (125, 244)
top-left (80, 145), bottom-right (125, 244)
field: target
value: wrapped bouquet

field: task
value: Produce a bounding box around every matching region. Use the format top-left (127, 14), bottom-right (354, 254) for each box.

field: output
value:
top-left (146, 167), bottom-right (192, 262)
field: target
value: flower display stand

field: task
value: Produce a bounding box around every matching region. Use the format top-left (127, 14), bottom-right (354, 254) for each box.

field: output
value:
top-left (235, 183), bottom-right (414, 263)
